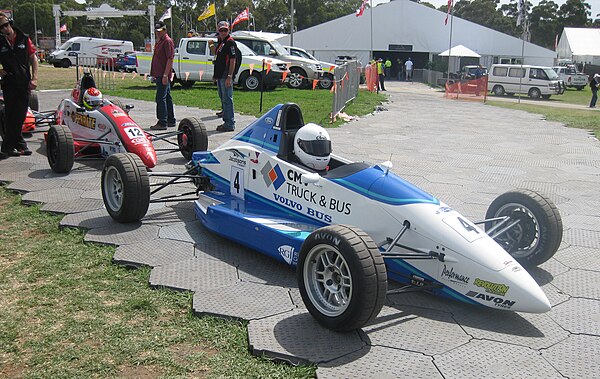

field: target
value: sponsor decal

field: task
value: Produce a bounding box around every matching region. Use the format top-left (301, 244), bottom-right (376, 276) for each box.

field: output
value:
top-left (112, 109), bottom-right (127, 118)
top-left (97, 123), bottom-right (108, 131)
top-left (130, 137), bottom-right (148, 145)
top-left (278, 245), bottom-right (297, 265)
top-left (466, 291), bottom-right (515, 309)
top-left (313, 232), bottom-right (340, 247)
top-left (227, 149), bottom-right (247, 167)
top-left (441, 264), bottom-right (470, 285)
top-left (250, 152), bottom-right (260, 164)
top-left (273, 193), bottom-right (332, 222)
top-left (474, 278), bottom-right (509, 296)
top-left (436, 206), bottom-right (453, 214)
top-left (265, 117), bottom-right (274, 125)
top-left (286, 168), bottom-right (352, 215)
top-left (261, 162), bottom-right (285, 190)
top-left (121, 122), bottom-right (137, 127)
top-left (71, 112), bottom-right (96, 130)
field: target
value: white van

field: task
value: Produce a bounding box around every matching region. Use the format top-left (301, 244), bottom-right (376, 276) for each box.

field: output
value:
top-left (48, 37), bottom-right (134, 68)
top-left (487, 64), bottom-right (565, 99)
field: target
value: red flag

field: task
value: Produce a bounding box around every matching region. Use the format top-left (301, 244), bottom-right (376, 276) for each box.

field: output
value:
top-left (445, 0), bottom-right (453, 25)
top-left (60, 24), bottom-right (68, 33)
top-left (356, 0), bottom-right (369, 17)
top-left (232, 7), bottom-right (249, 29)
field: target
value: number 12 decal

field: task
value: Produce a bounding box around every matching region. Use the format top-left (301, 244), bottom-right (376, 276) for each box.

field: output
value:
top-left (230, 166), bottom-right (244, 200)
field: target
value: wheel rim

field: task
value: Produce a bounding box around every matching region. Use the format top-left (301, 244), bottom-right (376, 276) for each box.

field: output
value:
top-left (288, 73), bottom-right (303, 88)
top-left (103, 166), bottom-right (124, 212)
top-left (178, 125), bottom-right (192, 155)
top-left (494, 87), bottom-right (504, 96)
top-left (246, 76), bottom-right (259, 90)
top-left (531, 89), bottom-right (540, 98)
top-left (492, 203), bottom-right (540, 258)
top-left (303, 244), bottom-right (352, 317)
top-left (320, 77), bottom-right (332, 89)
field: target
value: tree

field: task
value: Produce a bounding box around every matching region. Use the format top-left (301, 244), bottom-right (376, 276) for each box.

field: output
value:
top-left (558, 0), bottom-right (591, 26)
top-left (529, 0), bottom-right (560, 49)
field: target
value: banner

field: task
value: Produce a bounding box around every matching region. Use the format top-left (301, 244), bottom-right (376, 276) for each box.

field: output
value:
top-left (356, 0), bottom-right (368, 17)
top-left (198, 3), bottom-right (216, 22)
top-left (232, 7), bottom-right (249, 29)
top-left (60, 24), bottom-right (68, 33)
top-left (159, 7), bottom-right (172, 22)
top-left (445, 0), bottom-right (453, 25)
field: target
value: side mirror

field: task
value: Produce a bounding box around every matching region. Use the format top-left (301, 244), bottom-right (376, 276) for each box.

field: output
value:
top-left (269, 49), bottom-right (276, 56)
top-left (301, 172), bottom-right (321, 186)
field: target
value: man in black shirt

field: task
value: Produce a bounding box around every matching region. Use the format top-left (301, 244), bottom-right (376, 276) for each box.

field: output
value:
top-left (213, 21), bottom-right (237, 132)
top-left (0, 12), bottom-right (38, 159)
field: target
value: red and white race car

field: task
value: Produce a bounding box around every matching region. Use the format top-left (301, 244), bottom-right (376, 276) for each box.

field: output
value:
top-left (46, 72), bottom-right (207, 173)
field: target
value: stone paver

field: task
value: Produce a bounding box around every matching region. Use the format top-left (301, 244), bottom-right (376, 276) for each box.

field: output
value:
top-left (1, 83), bottom-right (599, 377)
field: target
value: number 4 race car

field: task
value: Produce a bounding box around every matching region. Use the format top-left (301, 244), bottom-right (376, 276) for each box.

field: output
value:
top-left (45, 72), bottom-right (207, 173)
top-left (100, 103), bottom-right (563, 331)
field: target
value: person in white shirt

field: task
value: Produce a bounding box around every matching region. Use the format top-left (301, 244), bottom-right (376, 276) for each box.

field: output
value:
top-left (405, 58), bottom-right (413, 81)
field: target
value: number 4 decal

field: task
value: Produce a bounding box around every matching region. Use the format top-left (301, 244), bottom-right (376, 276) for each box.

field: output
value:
top-left (457, 216), bottom-right (479, 234)
top-left (230, 166), bottom-right (244, 200)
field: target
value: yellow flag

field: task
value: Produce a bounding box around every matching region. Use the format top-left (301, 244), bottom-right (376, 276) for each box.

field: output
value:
top-left (198, 4), bottom-right (216, 21)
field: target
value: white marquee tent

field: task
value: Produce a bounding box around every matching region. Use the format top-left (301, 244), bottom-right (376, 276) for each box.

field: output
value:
top-left (277, 0), bottom-right (556, 68)
top-left (556, 27), bottom-right (600, 65)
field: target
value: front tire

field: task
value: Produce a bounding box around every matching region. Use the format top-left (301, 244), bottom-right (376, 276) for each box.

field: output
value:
top-left (180, 80), bottom-right (196, 88)
top-left (177, 118), bottom-right (208, 160)
top-left (60, 59), bottom-right (71, 68)
top-left (239, 71), bottom-right (261, 91)
top-left (298, 225), bottom-right (387, 331)
top-left (529, 88), bottom-right (542, 99)
top-left (492, 85), bottom-right (505, 96)
top-left (286, 68), bottom-right (307, 89)
top-left (485, 189), bottom-right (562, 267)
top-left (46, 124), bottom-right (74, 173)
top-left (101, 153), bottom-right (150, 223)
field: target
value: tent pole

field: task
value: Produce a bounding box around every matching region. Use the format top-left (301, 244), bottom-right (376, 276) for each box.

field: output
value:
top-left (446, 2), bottom-right (454, 85)
top-left (370, 0), bottom-right (373, 61)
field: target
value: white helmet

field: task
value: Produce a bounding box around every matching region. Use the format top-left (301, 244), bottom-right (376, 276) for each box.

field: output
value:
top-left (83, 87), bottom-right (103, 109)
top-left (294, 123), bottom-right (331, 171)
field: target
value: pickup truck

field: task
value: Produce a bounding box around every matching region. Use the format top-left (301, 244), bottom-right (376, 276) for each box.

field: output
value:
top-left (552, 66), bottom-right (588, 90)
top-left (137, 37), bottom-right (289, 90)
top-left (284, 45), bottom-right (337, 90)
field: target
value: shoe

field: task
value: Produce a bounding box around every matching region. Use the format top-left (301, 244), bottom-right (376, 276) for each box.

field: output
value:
top-left (216, 110), bottom-right (223, 117)
top-left (216, 124), bottom-right (234, 132)
top-left (6, 149), bottom-right (21, 157)
top-left (150, 122), bottom-right (167, 130)
top-left (168, 123), bottom-right (177, 128)
top-left (0, 151), bottom-right (7, 160)
top-left (19, 148), bottom-right (32, 156)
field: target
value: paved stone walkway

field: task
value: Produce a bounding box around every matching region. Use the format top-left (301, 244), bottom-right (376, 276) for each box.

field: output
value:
top-left (1, 82), bottom-right (599, 378)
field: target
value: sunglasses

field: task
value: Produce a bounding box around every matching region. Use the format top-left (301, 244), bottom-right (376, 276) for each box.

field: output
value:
top-left (218, 29), bottom-right (228, 32)
top-left (0, 22), bottom-right (10, 29)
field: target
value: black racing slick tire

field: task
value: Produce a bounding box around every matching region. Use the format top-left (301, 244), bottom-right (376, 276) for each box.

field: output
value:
top-left (101, 153), bottom-right (150, 223)
top-left (177, 118), bottom-right (208, 160)
top-left (485, 189), bottom-right (563, 267)
top-left (46, 124), bottom-right (74, 173)
top-left (28, 92), bottom-right (39, 111)
top-left (298, 225), bottom-right (387, 331)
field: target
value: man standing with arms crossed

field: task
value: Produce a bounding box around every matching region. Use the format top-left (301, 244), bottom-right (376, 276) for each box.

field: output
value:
top-left (150, 21), bottom-right (176, 130)
top-left (213, 21), bottom-right (237, 132)
top-left (0, 12), bottom-right (37, 159)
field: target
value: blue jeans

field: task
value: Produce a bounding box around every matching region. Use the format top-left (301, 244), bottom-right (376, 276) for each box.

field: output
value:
top-left (155, 80), bottom-right (175, 126)
top-left (217, 79), bottom-right (235, 130)
top-left (591, 90), bottom-right (598, 107)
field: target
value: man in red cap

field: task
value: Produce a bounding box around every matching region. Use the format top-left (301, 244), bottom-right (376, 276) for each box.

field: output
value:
top-left (150, 20), bottom-right (176, 130)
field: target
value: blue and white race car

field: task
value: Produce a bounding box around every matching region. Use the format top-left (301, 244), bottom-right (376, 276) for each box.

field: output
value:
top-left (101, 103), bottom-right (563, 331)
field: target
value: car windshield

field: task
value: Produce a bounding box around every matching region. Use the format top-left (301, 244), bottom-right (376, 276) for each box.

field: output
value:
top-left (290, 48), bottom-right (316, 61)
top-left (544, 68), bottom-right (559, 80)
top-left (268, 39), bottom-right (291, 56)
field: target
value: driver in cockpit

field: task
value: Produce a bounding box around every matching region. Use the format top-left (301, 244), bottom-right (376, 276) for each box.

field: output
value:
top-left (293, 123), bottom-right (331, 172)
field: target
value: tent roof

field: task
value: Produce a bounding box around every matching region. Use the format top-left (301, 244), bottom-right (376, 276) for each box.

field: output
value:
top-left (563, 28), bottom-right (600, 56)
top-left (438, 45), bottom-right (481, 57)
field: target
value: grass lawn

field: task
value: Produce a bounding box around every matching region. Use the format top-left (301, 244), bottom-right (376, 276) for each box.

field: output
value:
top-left (0, 188), bottom-right (315, 378)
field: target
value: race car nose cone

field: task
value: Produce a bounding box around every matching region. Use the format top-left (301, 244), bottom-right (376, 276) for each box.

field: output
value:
top-left (505, 266), bottom-right (551, 313)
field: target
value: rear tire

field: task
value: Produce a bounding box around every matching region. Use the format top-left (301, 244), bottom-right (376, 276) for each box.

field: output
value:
top-left (239, 71), bottom-right (261, 91)
top-left (492, 85), bottom-right (505, 96)
top-left (60, 59), bottom-right (71, 68)
top-left (28, 92), bottom-right (39, 111)
top-left (319, 73), bottom-right (334, 90)
top-left (177, 118), bottom-right (208, 160)
top-left (485, 189), bottom-right (562, 267)
top-left (298, 225), bottom-right (387, 331)
top-left (101, 153), bottom-right (150, 222)
top-left (46, 124), bottom-right (74, 173)
top-left (180, 80), bottom-right (196, 88)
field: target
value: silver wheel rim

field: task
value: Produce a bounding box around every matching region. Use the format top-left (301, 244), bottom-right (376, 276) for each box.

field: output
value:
top-left (246, 76), bottom-right (259, 90)
top-left (320, 78), bottom-right (332, 88)
top-left (289, 73), bottom-right (303, 88)
top-left (493, 202), bottom-right (540, 259)
top-left (303, 244), bottom-right (352, 317)
top-left (103, 166), bottom-right (124, 212)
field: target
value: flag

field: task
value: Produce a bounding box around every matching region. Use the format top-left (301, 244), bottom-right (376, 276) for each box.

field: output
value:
top-left (198, 3), bottom-right (216, 21)
top-left (356, 0), bottom-right (368, 17)
top-left (517, 0), bottom-right (524, 26)
top-left (232, 7), bottom-right (249, 29)
top-left (445, 0), bottom-right (453, 25)
top-left (60, 24), bottom-right (67, 33)
top-left (554, 34), bottom-right (559, 50)
top-left (159, 7), bottom-right (172, 22)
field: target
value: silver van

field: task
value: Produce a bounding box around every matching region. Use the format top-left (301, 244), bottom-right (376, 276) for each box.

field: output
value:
top-left (487, 64), bottom-right (565, 99)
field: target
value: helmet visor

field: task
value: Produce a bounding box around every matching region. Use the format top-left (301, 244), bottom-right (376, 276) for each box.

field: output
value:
top-left (298, 139), bottom-right (331, 157)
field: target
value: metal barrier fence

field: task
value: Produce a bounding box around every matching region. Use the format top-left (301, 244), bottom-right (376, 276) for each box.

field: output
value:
top-left (332, 60), bottom-right (360, 122)
top-left (75, 56), bottom-right (117, 91)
